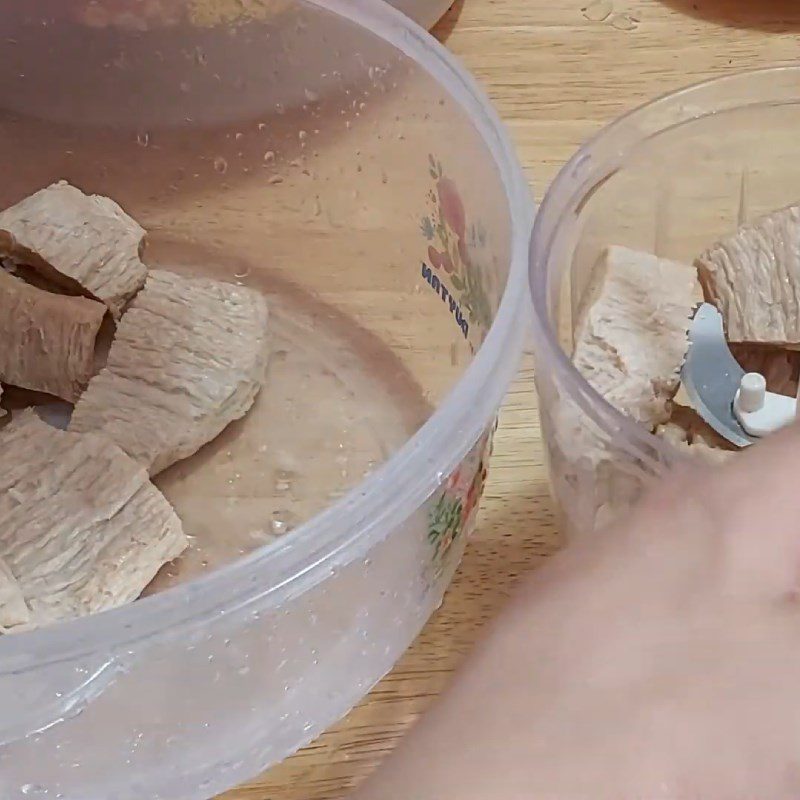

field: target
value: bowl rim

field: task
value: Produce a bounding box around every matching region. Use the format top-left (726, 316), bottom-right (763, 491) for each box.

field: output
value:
top-left (528, 65), bottom-right (800, 473)
top-left (0, 0), bottom-right (533, 668)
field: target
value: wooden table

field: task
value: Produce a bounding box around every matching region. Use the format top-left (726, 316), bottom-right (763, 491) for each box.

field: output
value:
top-left (224, 0), bottom-right (800, 797)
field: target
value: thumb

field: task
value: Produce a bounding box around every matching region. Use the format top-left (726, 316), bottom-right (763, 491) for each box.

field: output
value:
top-left (688, 422), bottom-right (800, 601)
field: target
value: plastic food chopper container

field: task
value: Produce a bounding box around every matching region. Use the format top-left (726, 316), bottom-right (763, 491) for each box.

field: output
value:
top-left (529, 67), bottom-right (800, 538)
top-left (0, 1), bottom-right (532, 798)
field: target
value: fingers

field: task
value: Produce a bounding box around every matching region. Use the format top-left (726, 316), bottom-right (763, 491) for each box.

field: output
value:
top-left (666, 422), bottom-right (800, 601)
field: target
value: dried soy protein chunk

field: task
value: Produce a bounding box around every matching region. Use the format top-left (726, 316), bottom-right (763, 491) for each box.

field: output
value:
top-left (0, 555), bottom-right (29, 631)
top-left (0, 181), bottom-right (147, 320)
top-left (0, 410), bottom-right (187, 631)
top-left (70, 269), bottom-right (270, 475)
top-left (697, 205), bottom-right (800, 345)
top-left (655, 413), bottom-right (734, 466)
top-left (572, 245), bottom-right (699, 428)
top-left (0, 268), bottom-right (104, 402)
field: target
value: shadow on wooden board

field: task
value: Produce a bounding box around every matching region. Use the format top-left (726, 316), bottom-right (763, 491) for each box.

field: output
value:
top-left (660, 0), bottom-right (800, 31)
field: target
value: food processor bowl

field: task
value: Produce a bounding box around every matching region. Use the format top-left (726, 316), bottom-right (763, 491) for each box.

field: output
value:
top-left (0, 1), bottom-right (532, 798)
top-left (530, 66), bottom-right (800, 538)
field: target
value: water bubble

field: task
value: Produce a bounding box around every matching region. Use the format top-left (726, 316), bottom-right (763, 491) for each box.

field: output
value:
top-left (263, 150), bottom-right (276, 164)
top-left (213, 156), bottom-right (228, 174)
top-left (274, 468), bottom-right (296, 494)
top-left (268, 175), bottom-right (284, 185)
top-left (136, 131), bottom-right (150, 147)
top-left (234, 267), bottom-right (251, 279)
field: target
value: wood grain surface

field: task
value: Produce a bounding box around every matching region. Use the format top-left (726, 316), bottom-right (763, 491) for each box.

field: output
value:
top-left (223, 1), bottom-right (800, 797)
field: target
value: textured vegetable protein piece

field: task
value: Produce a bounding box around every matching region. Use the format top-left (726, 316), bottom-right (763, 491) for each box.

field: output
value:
top-left (0, 410), bottom-right (186, 632)
top-left (555, 246), bottom-right (701, 535)
top-left (655, 418), bottom-right (734, 465)
top-left (0, 268), bottom-right (105, 402)
top-left (697, 205), bottom-right (800, 345)
top-left (572, 245), bottom-right (699, 428)
top-left (0, 181), bottom-right (148, 319)
top-left (0, 554), bottom-right (29, 631)
top-left (70, 269), bottom-right (270, 475)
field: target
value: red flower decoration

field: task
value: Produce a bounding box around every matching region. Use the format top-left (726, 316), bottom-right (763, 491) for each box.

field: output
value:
top-left (446, 468), bottom-right (462, 491)
top-left (437, 177), bottom-right (466, 241)
top-left (428, 245), bottom-right (442, 270)
top-left (457, 237), bottom-right (469, 266)
top-left (440, 251), bottom-right (455, 274)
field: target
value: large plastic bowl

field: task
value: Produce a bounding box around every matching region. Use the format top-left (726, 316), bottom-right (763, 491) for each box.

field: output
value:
top-left (0, 2), bottom-right (532, 798)
top-left (530, 67), bottom-right (797, 537)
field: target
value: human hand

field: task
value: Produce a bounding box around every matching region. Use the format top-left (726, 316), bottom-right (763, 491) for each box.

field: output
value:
top-left (355, 427), bottom-right (800, 800)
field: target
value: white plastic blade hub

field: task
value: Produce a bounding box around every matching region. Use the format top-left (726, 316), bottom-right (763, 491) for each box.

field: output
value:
top-left (734, 372), bottom-right (797, 437)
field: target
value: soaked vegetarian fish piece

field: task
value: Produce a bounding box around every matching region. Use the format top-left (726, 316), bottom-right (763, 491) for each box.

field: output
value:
top-left (0, 555), bottom-right (29, 631)
top-left (0, 268), bottom-right (104, 402)
top-left (70, 269), bottom-right (270, 475)
top-left (655, 420), bottom-right (734, 465)
top-left (0, 181), bottom-right (147, 319)
top-left (697, 205), bottom-right (800, 345)
top-left (0, 410), bottom-right (186, 631)
top-left (572, 245), bottom-right (700, 428)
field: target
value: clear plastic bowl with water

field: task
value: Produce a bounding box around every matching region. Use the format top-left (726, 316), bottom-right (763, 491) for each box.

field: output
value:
top-left (0, 2), bottom-right (532, 798)
top-left (530, 67), bottom-right (799, 537)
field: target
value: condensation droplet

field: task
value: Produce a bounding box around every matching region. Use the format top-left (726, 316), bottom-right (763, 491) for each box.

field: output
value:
top-left (268, 175), bottom-right (284, 185)
top-left (136, 131), bottom-right (150, 147)
top-left (271, 514), bottom-right (288, 534)
top-left (234, 267), bottom-right (251, 279)
top-left (263, 150), bottom-right (276, 164)
top-left (213, 156), bottom-right (228, 174)
top-left (580, 0), bottom-right (613, 21)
